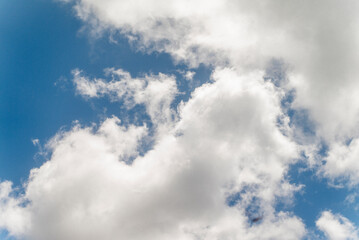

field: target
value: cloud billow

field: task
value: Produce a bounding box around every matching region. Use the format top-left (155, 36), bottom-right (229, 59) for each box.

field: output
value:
top-left (2, 0), bottom-right (359, 239)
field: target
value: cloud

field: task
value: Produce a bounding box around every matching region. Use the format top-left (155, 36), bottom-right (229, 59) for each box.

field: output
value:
top-left (316, 211), bottom-right (359, 240)
top-left (31, 139), bottom-right (40, 146)
top-left (72, 68), bottom-right (178, 130)
top-left (0, 181), bottom-right (30, 237)
top-left (3, 0), bottom-right (359, 239)
top-left (0, 69), bottom-right (305, 239)
top-left (64, 0), bottom-right (359, 184)
top-left (321, 139), bottom-right (359, 186)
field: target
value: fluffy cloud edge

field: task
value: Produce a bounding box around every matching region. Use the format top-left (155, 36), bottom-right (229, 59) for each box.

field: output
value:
top-left (0, 68), bottom-right (307, 240)
top-left (316, 211), bottom-right (359, 240)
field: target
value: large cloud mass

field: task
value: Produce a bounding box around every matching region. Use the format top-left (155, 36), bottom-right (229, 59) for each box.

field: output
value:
top-left (1, 69), bottom-right (306, 239)
top-left (68, 0), bottom-right (359, 183)
top-left (1, 0), bottom-right (359, 239)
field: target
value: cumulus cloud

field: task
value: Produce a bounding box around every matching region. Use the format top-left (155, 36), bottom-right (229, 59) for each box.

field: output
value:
top-left (64, 0), bottom-right (359, 184)
top-left (316, 211), bottom-right (359, 240)
top-left (3, 0), bottom-right (359, 239)
top-left (0, 181), bottom-right (30, 237)
top-left (321, 139), bottom-right (359, 186)
top-left (0, 69), bottom-right (305, 239)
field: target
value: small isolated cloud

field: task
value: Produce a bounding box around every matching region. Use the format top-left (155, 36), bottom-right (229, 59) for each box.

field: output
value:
top-left (31, 138), bottom-right (40, 146)
top-left (316, 211), bottom-right (359, 240)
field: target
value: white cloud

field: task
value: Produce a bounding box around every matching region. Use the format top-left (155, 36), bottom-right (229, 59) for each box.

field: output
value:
top-left (0, 181), bottom-right (30, 237)
top-left (64, 0), bottom-right (359, 184)
top-left (184, 71), bottom-right (195, 81)
top-left (4, 0), bottom-right (359, 238)
top-left (321, 139), bottom-right (359, 186)
top-left (316, 211), bottom-right (359, 240)
top-left (31, 139), bottom-right (40, 146)
top-left (0, 69), bottom-right (305, 239)
top-left (73, 68), bottom-right (178, 131)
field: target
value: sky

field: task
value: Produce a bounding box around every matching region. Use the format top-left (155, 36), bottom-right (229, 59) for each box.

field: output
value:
top-left (1, 0), bottom-right (359, 239)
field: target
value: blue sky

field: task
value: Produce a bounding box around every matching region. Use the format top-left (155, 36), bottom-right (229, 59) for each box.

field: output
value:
top-left (0, 0), bottom-right (196, 183)
top-left (1, 1), bottom-right (359, 240)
